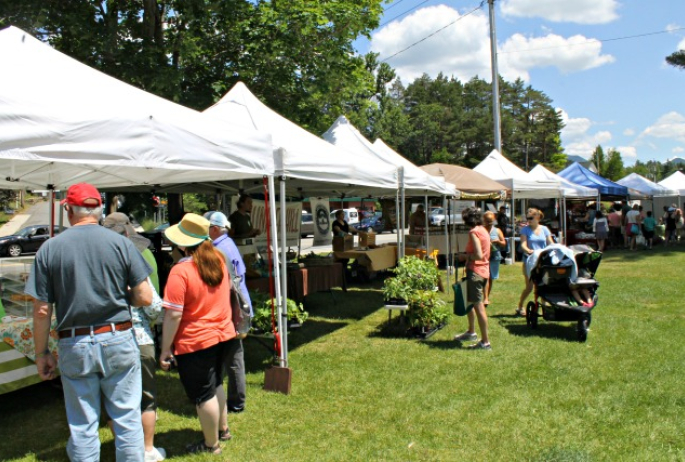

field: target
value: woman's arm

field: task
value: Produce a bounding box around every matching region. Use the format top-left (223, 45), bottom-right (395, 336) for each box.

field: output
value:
top-left (545, 226), bottom-right (555, 246)
top-left (159, 309), bottom-right (182, 371)
top-left (495, 228), bottom-right (506, 247)
top-left (470, 231), bottom-right (484, 261)
top-left (520, 230), bottom-right (532, 255)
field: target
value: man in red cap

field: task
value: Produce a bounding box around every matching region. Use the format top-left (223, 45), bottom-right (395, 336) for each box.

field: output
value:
top-left (26, 182), bottom-right (153, 461)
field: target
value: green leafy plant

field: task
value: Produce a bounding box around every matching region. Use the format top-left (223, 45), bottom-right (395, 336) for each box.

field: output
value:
top-left (407, 290), bottom-right (448, 329)
top-left (249, 291), bottom-right (309, 333)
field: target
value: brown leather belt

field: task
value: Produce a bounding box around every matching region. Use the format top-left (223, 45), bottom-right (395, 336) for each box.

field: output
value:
top-left (58, 321), bottom-right (133, 339)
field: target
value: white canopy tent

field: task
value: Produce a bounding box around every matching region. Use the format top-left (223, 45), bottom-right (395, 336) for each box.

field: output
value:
top-left (658, 171), bottom-right (685, 199)
top-left (474, 150), bottom-right (560, 250)
top-left (530, 164), bottom-right (600, 243)
top-left (617, 173), bottom-right (680, 213)
top-left (203, 82), bottom-right (403, 196)
top-left (0, 26), bottom-right (274, 191)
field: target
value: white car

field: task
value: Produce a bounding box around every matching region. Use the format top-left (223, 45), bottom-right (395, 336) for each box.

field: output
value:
top-left (430, 207), bottom-right (462, 226)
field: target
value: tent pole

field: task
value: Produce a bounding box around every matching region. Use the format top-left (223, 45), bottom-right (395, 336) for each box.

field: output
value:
top-left (395, 188), bottom-right (401, 252)
top-left (444, 195), bottom-right (450, 293)
top-left (279, 177), bottom-right (288, 367)
top-left (510, 193), bottom-right (515, 264)
top-left (49, 188), bottom-right (55, 236)
top-left (424, 195), bottom-right (429, 259)
top-left (267, 175), bottom-right (285, 367)
top-left (399, 167), bottom-right (405, 258)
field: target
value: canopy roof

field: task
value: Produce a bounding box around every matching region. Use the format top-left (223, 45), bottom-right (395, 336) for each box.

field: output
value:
top-left (557, 162), bottom-right (628, 199)
top-left (617, 173), bottom-right (679, 198)
top-left (419, 163), bottom-right (506, 200)
top-left (0, 26), bottom-right (274, 192)
top-left (472, 150), bottom-right (560, 199)
top-left (323, 116), bottom-right (455, 196)
top-left (204, 82), bottom-right (412, 197)
top-left (529, 164), bottom-right (599, 199)
top-left (658, 171), bottom-right (685, 196)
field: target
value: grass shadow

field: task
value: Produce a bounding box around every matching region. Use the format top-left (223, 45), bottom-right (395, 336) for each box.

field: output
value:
top-left (498, 317), bottom-right (581, 342)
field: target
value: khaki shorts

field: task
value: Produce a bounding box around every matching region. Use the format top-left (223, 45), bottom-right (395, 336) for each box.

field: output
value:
top-left (466, 270), bottom-right (486, 304)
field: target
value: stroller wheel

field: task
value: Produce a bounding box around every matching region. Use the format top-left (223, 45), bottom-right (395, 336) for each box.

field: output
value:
top-left (577, 317), bottom-right (589, 342)
top-left (526, 301), bottom-right (538, 329)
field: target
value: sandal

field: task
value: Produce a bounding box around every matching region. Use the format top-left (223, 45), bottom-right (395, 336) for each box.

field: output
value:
top-left (186, 440), bottom-right (222, 455)
top-left (515, 308), bottom-right (524, 317)
top-left (219, 428), bottom-right (233, 441)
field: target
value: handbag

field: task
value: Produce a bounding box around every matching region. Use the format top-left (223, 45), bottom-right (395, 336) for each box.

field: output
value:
top-left (452, 267), bottom-right (474, 316)
top-left (226, 260), bottom-right (252, 338)
top-left (630, 223), bottom-right (639, 235)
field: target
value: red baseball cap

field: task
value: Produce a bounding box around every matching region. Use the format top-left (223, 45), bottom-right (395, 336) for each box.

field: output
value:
top-left (61, 183), bottom-right (102, 207)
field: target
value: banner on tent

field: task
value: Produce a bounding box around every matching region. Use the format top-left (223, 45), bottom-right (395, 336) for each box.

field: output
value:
top-left (310, 197), bottom-right (332, 246)
top-left (230, 199), bottom-right (302, 248)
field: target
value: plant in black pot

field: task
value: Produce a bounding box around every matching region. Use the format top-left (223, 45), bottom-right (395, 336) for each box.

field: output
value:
top-left (248, 291), bottom-right (309, 334)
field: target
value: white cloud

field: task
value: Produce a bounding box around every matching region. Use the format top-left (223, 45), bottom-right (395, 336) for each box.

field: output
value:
top-left (673, 147), bottom-right (684, 153)
top-left (498, 33), bottom-right (615, 81)
top-left (372, 6), bottom-right (614, 84)
top-left (500, 0), bottom-right (619, 25)
top-left (667, 24), bottom-right (681, 33)
top-left (678, 38), bottom-right (685, 50)
top-left (617, 146), bottom-right (637, 158)
top-left (558, 108), bottom-right (612, 158)
top-left (372, 6), bottom-right (492, 83)
top-left (642, 112), bottom-right (685, 143)
top-left (623, 128), bottom-right (635, 136)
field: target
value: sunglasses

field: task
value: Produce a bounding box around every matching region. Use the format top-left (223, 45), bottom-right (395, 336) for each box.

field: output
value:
top-left (526, 216), bottom-right (536, 220)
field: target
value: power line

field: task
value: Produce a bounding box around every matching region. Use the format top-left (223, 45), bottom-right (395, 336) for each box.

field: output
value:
top-left (499, 26), bottom-right (685, 54)
top-left (379, 0), bottom-right (432, 28)
top-left (380, 2), bottom-right (485, 63)
top-left (384, 0), bottom-right (408, 13)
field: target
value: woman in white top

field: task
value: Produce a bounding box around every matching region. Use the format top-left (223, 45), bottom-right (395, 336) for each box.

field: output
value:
top-left (592, 210), bottom-right (609, 252)
top-left (625, 204), bottom-right (641, 251)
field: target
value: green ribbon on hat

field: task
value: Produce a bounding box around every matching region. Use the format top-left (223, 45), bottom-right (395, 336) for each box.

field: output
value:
top-left (178, 224), bottom-right (209, 241)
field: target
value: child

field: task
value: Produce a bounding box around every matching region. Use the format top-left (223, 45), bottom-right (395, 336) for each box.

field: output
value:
top-left (570, 286), bottom-right (594, 307)
top-left (642, 211), bottom-right (656, 250)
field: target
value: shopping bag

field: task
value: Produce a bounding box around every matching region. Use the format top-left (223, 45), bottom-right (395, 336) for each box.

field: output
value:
top-left (630, 223), bottom-right (639, 235)
top-left (452, 277), bottom-right (473, 316)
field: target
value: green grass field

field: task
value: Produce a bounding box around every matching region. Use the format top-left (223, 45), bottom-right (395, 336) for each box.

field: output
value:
top-left (2, 247), bottom-right (684, 461)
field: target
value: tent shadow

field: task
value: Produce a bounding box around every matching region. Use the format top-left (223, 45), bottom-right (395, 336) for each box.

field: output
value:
top-left (499, 318), bottom-right (580, 342)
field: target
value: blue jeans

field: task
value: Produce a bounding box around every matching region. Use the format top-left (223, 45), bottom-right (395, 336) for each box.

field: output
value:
top-left (58, 328), bottom-right (144, 462)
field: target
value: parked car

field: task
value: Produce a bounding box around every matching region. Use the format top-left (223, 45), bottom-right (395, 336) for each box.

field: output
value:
top-left (430, 207), bottom-right (463, 226)
top-left (301, 212), bottom-right (314, 238)
top-left (0, 225), bottom-right (62, 257)
top-left (329, 208), bottom-right (360, 226)
top-left (352, 212), bottom-right (386, 233)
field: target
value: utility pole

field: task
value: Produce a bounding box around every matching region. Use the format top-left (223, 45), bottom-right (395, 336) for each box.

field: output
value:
top-left (488, 0), bottom-right (502, 152)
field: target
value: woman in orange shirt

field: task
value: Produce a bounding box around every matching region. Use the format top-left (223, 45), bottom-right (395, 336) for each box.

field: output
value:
top-left (453, 207), bottom-right (492, 350)
top-left (160, 214), bottom-right (236, 455)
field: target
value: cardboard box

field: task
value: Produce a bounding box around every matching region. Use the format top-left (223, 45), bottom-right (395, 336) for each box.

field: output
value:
top-left (358, 231), bottom-right (376, 247)
top-left (333, 235), bottom-right (354, 252)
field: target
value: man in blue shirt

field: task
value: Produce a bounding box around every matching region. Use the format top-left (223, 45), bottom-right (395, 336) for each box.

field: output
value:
top-left (205, 211), bottom-right (251, 417)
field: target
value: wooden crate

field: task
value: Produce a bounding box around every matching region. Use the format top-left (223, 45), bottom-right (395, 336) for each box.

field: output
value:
top-left (332, 235), bottom-right (354, 252)
top-left (358, 231), bottom-right (376, 247)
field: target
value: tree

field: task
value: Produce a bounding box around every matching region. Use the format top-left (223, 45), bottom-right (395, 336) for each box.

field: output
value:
top-left (590, 145), bottom-right (607, 174)
top-left (603, 148), bottom-right (625, 181)
top-left (666, 50), bottom-right (685, 70)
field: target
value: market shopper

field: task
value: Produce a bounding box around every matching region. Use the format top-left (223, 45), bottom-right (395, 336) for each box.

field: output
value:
top-left (593, 210), bottom-right (609, 252)
top-left (409, 204), bottom-right (426, 235)
top-left (607, 206), bottom-right (622, 249)
top-left (642, 211), bottom-right (656, 250)
top-left (26, 183), bottom-right (153, 462)
top-left (625, 204), bottom-right (641, 251)
top-left (204, 211), bottom-right (251, 417)
top-left (515, 208), bottom-right (554, 317)
top-left (453, 207), bottom-right (491, 350)
top-left (160, 213), bottom-right (237, 455)
top-left (482, 211), bottom-right (506, 306)
top-left (102, 221), bottom-right (166, 462)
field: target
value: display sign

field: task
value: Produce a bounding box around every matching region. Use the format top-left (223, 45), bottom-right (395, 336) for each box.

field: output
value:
top-left (310, 197), bottom-right (332, 246)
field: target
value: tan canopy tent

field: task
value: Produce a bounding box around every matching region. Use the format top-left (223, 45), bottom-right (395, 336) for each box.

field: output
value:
top-left (420, 163), bottom-right (507, 200)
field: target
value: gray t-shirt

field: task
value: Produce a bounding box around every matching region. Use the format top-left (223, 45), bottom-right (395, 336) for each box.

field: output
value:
top-left (25, 224), bottom-right (151, 331)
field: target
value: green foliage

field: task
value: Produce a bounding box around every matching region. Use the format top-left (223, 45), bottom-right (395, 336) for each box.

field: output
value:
top-left (383, 256), bottom-right (445, 328)
top-left (249, 291), bottom-right (308, 333)
top-left (590, 145), bottom-right (606, 174)
top-left (666, 49), bottom-right (685, 70)
top-left (603, 148), bottom-right (625, 181)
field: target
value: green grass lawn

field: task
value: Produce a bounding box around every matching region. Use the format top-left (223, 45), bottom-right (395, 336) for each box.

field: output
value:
top-left (2, 247), bottom-right (685, 461)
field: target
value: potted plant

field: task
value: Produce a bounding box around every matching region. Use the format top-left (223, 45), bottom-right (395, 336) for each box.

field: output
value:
top-left (382, 256), bottom-right (448, 337)
top-left (286, 298), bottom-right (309, 329)
top-left (248, 291), bottom-right (309, 334)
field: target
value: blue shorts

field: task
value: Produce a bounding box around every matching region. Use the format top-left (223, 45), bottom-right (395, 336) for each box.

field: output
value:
top-left (489, 259), bottom-right (500, 280)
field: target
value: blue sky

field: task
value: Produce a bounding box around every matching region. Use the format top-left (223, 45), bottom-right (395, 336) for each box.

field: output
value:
top-left (354, 0), bottom-right (685, 166)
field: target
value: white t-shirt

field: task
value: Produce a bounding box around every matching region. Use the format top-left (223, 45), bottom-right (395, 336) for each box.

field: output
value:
top-left (626, 209), bottom-right (640, 224)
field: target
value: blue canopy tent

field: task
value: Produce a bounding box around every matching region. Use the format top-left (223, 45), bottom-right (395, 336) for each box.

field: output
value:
top-left (557, 162), bottom-right (629, 200)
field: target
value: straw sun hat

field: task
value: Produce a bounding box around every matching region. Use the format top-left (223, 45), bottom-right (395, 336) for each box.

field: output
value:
top-left (164, 213), bottom-right (211, 247)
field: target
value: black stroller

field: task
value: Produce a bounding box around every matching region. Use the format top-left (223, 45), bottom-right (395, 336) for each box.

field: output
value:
top-left (526, 245), bottom-right (601, 342)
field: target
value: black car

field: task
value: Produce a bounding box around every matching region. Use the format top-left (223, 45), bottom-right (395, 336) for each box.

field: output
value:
top-left (0, 225), bottom-right (62, 257)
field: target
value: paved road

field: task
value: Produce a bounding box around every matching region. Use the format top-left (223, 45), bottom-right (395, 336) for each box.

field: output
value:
top-left (0, 200), bottom-right (68, 237)
top-left (298, 230), bottom-right (401, 254)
